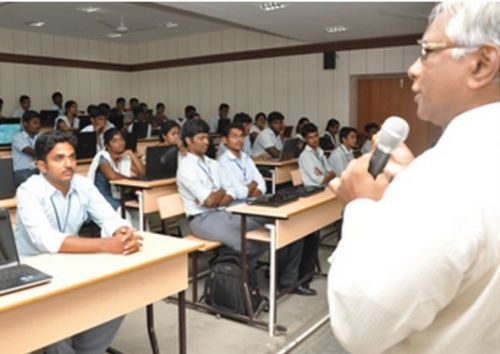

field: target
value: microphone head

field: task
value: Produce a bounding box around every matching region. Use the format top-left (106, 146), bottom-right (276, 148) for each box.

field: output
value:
top-left (378, 116), bottom-right (409, 151)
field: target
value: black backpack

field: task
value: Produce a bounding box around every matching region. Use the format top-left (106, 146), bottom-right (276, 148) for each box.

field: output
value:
top-left (204, 248), bottom-right (263, 315)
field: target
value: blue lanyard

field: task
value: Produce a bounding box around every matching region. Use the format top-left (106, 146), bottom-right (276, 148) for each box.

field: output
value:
top-left (232, 156), bottom-right (248, 180)
top-left (50, 193), bottom-right (72, 233)
top-left (196, 160), bottom-right (217, 190)
top-left (312, 150), bottom-right (327, 171)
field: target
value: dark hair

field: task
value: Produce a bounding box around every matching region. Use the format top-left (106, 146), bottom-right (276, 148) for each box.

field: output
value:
top-left (35, 131), bottom-right (77, 161)
top-left (116, 97), bottom-right (126, 104)
top-left (301, 123), bottom-right (318, 138)
top-left (98, 103), bottom-right (110, 116)
top-left (296, 117), bottom-right (310, 133)
top-left (181, 119), bottom-right (209, 145)
top-left (233, 112), bottom-right (252, 125)
top-left (219, 103), bottom-right (229, 111)
top-left (65, 100), bottom-right (77, 113)
top-left (223, 122), bottom-right (245, 137)
top-left (268, 111), bottom-right (284, 124)
top-left (133, 106), bottom-right (144, 118)
top-left (339, 127), bottom-right (358, 142)
top-left (255, 112), bottom-right (266, 122)
top-left (364, 122), bottom-right (380, 133)
top-left (184, 105), bottom-right (196, 116)
top-left (159, 120), bottom-right (180, 143)
top-left (129, 97), bottom-right (139, 104)
top-left (104, 128), bottom-right (124, 146)
top-left (326, 118), bottom-right (339, 130)
top-left (87, 104), bottom-right (97, 115)
top-left (22, 110), bottom-right (40, 123)
top-left (156, 102), bottom-right (165, 110)
top-left (19, 95), bottom-right (30, 103)
top-left (88, 105), bottom-right (105, 119)
top-left (0, 98), bottom-right (3, 107)
top-left (51, 92), bottom-right (62, 100)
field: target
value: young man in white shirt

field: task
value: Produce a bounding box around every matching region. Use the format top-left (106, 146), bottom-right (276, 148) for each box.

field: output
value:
top-left (178, 120), bottom-right (304, 292)
top-left (327, 126), bottom-right (357, 177)
top-left (252, 111), bottom-right (284, 159)
top-left (11, 110), bottom-right (41, 187)
top-left (15, 130), bottom-right (142, 354)
top-left (249, 112), bottom-right (267, 144)
top-left (11, 95), bottom-right (31, 118)
top-left (51, 91), bottom-right (65, 116)
top-left (81, 106), bottom-right (115, 151)
top-left (209, 102), bottom-right (231, 134)
top-left (360, 122), bottom-right (380, 154)
top-left (320, 118), bottom-right (340, 150)
top-left (217, 112), bottom-right (253, 158)
top-left (328, 3), bottom-right (500, 354)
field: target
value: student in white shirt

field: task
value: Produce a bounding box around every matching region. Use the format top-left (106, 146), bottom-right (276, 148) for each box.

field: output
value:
top-left (11, 95), bottom-right (31, 118)
top-left (15, 131), bottom-right (142, 354)
top-left (177, 120), bottom-right (303, 290)
top-left (55, 100), bottom-right (79, 131)
top-left (360, 122), bottom-right (380, 154)
top-left (321, 118), bottom-right (340, 150)
top-left (294, 116), bottom-right (310, 141)
top-left (51, 91), bottom-right (65, 115)
top-left (327, 126), bottom-right (357, 177)
top-left (209, 102), bottom-right (231, 134)
top-left (127, 107), bottom-right (151, 139)
top-left (217, 112), bottom-right (252, 158)
top-left (81, 106), bottom-right (115, 152)
top-left (328, 3), bottom-right (500, 354)
top-left (11, 111), bottom-right (41, 187)
top-left (176, 105), bottom-right (196, 127)
top-left (252, 111), bottom-right (284, 159)
top-left (249, 112), bottom-right (267, 144)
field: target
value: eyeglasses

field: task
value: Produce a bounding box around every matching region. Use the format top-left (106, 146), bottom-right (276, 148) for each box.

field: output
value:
top-left (417, 39), bottom-right (469, 61)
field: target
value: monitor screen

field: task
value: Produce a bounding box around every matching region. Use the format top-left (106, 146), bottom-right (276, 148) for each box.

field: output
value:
top-left (0, 123), bottom-right (21, 146)
top-left (0, 208), bottom-right (18, 266)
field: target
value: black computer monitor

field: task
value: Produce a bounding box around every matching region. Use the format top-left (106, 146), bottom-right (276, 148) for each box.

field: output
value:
top-left (0, 159), bottom-right (16, 199)
top-left (74, 132), bottom-right (97, 159)
top-left (132, 121), bottom-right (149, 139)
top-left (145, 145), bottom-right (178, 180)
top-left (78, 115), bottom-right (91, 130)
top-left (39, 110), bottom-right (58, 128)
top-left (124, 132), bottom-right (138, 152)
top-left (217, 118), bottom-right (231, 135)
top-left (0, 119), bottom-right (21, 147)
top-left (109, 114), bottom-right (124, 130)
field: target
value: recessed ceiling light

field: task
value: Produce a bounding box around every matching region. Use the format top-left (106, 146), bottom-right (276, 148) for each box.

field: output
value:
top-left (259, 2), bottom-right (287, 12)
top-left (107, 32), bottom-right (123, 39)
top-left (77, 6), bottom-right (101, 13)
top-left (324, 25), bottom-right (348, 34)
top-left (26, 21), bottom-right (45, 28)
top-left (163, 21), bottom-right (178, 29)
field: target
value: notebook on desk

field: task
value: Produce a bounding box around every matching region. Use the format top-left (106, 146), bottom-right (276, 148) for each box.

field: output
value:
top-left (0, 208), bottom-right (52, 296)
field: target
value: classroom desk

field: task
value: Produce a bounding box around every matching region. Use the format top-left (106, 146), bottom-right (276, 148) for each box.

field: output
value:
top-left (75, 158), bottom-right (93, 176)
top-left (0, 232), bottom-right (202, 354)
top-left (111, 177), bottom-right (177, 231)
top-left (255, 159), bottom-right (298, 193)
top-left (228, 188), bottom-right (343, 337)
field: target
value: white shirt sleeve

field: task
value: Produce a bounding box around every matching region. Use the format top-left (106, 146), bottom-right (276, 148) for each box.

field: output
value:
top-left (328, 148), bottom-right (345, 176)
top-left (299, 151), bottom-right (324, 186)
top-left (177, 161), bottom-right (213, 206)
top-left (249, 159), bottom-right (267, 194)
top-left (218, 158), bottom-right (249, 200)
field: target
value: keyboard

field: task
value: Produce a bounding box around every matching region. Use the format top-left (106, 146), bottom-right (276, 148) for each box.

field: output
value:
top-left (0, 264), bottom-right (46, 283)
top-left (247, 192), bottom-right (299, 207)
top-left (279, 185), bottom-right (326, 198)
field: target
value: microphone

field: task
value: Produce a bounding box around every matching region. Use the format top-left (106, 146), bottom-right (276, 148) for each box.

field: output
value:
top-left (368, 116), bottom-right (409, 178)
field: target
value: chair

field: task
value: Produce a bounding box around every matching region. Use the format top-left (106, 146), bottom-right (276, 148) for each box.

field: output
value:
top-left (290, 169), bottom-right (303, 187)
top-left (157, 193), bottom-right (222, 302)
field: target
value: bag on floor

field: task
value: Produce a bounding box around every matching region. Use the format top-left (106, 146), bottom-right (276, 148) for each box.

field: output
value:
top-left (204, 249), bottom-right (263, 315)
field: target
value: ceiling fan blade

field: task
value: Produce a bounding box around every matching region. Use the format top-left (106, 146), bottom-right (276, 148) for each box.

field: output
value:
top-left (96, 18), bottom-right (117, 30)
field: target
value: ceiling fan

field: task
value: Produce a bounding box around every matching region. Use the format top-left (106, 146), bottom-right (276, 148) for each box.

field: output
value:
top-left (96, 15), bottom-right (161, 36)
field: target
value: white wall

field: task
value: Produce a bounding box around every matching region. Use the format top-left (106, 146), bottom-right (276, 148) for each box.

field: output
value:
top-left (0, 26), bottom-right (420, 130)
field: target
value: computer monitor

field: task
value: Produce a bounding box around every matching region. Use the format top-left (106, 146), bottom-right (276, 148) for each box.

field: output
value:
top-left (217, 118), bottom-right (231, 135)
top-left (74, 132), bottom-right (97, 159)
top-left (0, 119), bottom-right (21, 147)
top-left (109, 114), bottom-right (124, 130)
top-left (0, 159), bottom-right (15, 199)
top-left (145, 145), bottom-right (178, 180)
top-left (124, 132), bottom-right (138, 152)
top-left (279, 137), bottom-right (302, 161)
top-left (132, 121), bottom-right (149, 139)
top-left (39, 110), bottom-right (58, 128)
top-left (78, 115), bottom-right (91, 130)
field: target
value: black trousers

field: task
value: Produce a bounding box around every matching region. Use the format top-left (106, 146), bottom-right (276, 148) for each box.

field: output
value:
top-left (298, 231), bottom-right (320, 285)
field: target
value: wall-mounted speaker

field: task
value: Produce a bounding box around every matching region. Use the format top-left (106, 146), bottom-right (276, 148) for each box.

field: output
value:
top-left (323, 51), bottom-right (336, 70)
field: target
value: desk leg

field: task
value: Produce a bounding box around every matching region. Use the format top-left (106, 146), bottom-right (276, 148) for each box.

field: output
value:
top-left (240, 215), bottom-right (255, 319)
top-left (120, 187), bottom-right (126, 219)
top-left (146, 304), bottom-right (160, 354)
top-left (271, 170), bottom-right (276, 194)
top-left (267, 224), bottom-right (277, 337)
top-left (178, 291), bottom-right (187, 354)
top-left (136, 190), bottom-right (145, 231)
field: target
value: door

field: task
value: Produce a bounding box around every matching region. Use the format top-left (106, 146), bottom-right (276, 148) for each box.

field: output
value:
top-left (357, 75), bottom-right (442, 157)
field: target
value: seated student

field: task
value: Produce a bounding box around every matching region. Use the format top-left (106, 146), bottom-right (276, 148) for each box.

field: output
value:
top-left (327, 126), bottom-right (357, 176)
top-left (176, 105), bottom-right (196, 127)
top-left (11, 95), bottom-right (31, 118)
top-left (11, 111), bottom-right (41, 187)
top-left (88, 129), bottom-right (145, 210)
top-left (249, 112), bottom-right (267, 144)
top-left (217, 112), bottom-right (253, 158)
top-left (177, 120), bottom-right (303, 292)
top-left (360, 122), bottom-right (380, 154)
top-left (320, 118), bottom-right (340, 150)
top-left (15, 131), bottom-right (142, 354)
top-left (127, 97), bottom-right (139, 112)
top-left (297, 123), bottom-right (336, 295)
top-left (154, 120), bottom-right (185, 163)
top-left (81, 106), bottom-right (115, 152)
top-left (209, 103), bottom-right (231, 134)
top-left (152, 102), bottom-right (168, 128)
top-left (252, 111), bottom-right (284, 159)
top-left (51, 91), bottom-right (65, 115)
top-left (294, 117), bottom-right (310, 141)
top-left (128, 107), bottom-right (152, 138)
top-left (55, 100), bottom-right (79, 131)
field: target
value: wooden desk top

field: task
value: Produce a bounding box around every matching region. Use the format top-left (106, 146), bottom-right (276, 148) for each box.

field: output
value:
top-left (77, 158), bottom-right (93, 164)
top-left (0, 232), bottom-right (202, 312)
top-left (110, 177), bottom-right (176, 189)
top-left (138, 137), bottom-right (160, 143)
top-left (0, 197), bottom-right (16, 209)
top-left (228, 189), bottom-right (337, 220)
top-left (254, 158), bottom-right (298, 167)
